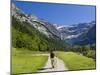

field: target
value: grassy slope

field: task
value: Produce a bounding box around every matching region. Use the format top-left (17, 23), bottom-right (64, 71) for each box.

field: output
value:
top-left (12, 48), bottom-right (48, 74)
top-left (12, 16), bottom-right (67, 51)
top-left (56, 51), bottom-right (96, 70)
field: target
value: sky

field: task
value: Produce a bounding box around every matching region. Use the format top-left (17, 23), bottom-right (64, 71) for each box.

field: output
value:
top-left (13, 1), bottom-right (96, 26)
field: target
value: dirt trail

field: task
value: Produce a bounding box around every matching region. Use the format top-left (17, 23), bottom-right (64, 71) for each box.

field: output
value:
top-left (22, 54), bottom-right (68, 75)
top-left (39, 55), bottom-right (68, 72)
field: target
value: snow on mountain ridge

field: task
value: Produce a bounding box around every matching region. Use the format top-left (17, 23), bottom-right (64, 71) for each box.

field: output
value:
top-left (56, 21), bottom-right (96, 40)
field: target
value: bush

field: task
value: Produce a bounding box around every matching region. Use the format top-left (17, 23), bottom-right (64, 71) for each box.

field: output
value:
top-left (86, 50), bottom-right (96, 59)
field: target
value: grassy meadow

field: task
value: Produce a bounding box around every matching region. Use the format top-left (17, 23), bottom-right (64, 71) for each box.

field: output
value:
top-left (12, 48), bottom-right (48, 74)
top-left (56, 51), bottom-right (96, 70)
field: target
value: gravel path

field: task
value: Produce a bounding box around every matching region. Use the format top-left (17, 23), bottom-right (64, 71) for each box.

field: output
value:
top-left (22, 54), bottom-right (68, 75)
top-left (39, 55), bottom-right (68, 72)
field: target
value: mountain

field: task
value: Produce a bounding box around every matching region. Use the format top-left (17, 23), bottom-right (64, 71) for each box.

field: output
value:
top-left (11, 3), bottom-right (67, 51)
top-left (56, 21), bottom-right (96, 45)
top-left (56, 21), bottom-right (95, 40)
top-left (12, 3), bottom-right (61, 39)
top-left (71, 24), bottom-right (96, 45)
top-left (12, 3), bottom-right (96, 48)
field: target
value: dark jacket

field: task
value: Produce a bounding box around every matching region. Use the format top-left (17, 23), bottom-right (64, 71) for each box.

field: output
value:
top-left (50, 52), bottom-right (55, 58)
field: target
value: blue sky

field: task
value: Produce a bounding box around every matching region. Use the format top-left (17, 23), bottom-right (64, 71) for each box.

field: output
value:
top-left (13, 1), bottom-right (96, 25)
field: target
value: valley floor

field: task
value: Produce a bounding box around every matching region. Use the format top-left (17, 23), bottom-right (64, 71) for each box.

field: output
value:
top-left (12, 48), bottom-right (96, 75)
top-left (56, 51), bottom-right (96, 70)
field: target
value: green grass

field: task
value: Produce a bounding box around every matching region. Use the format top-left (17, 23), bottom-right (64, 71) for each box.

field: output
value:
top-left (12, 48), bottom-right (49, 56)
top-left (56, 51), bottom-right (96, 70)
top-left (12, 48), bottom-right (48, 74)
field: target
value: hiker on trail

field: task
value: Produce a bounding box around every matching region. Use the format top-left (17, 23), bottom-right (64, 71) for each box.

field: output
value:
top-left (50, 49), bottom-right (55, 68)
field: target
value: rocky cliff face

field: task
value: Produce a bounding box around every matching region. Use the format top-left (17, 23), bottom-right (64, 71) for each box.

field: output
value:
top-left (11, 3), bottom-right (61, 39)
